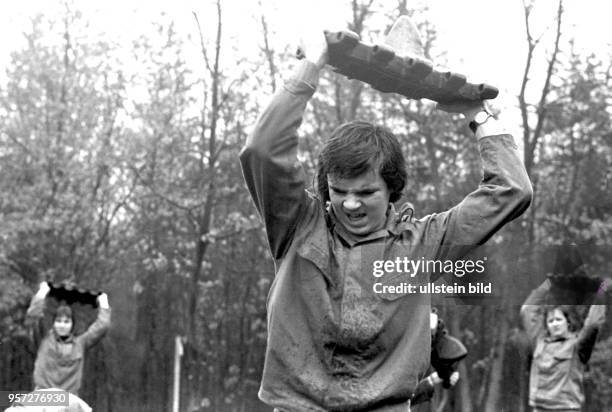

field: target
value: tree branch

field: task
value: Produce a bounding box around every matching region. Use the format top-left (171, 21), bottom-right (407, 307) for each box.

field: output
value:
top-left (257, 0), bottom-right (277, 93)
top-left (530, 0), bottom-right (563, 157)
top-left (192, 12), bottom-right (212, 74)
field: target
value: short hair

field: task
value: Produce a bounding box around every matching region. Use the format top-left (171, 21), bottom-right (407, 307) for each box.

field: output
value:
top-left (544, 305), bottom-right (575, 333)
top-left (54, 302), bottom-right (74, 330)
top-left (316, 121), bottom-right (407, 203)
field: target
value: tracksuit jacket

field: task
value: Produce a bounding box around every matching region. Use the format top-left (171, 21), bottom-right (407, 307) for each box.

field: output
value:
top-left (240, 60), bottom-right (532, 411)
top-left (522, 280), bottom-right (606, 411)
top-left (26, 293), bottom-right (111, 396)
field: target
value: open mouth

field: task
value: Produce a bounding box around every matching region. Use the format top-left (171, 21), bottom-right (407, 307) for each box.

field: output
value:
top-left (346, 212), bottom-right (367, 222)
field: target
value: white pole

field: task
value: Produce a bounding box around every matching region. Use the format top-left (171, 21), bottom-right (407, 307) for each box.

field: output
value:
top-left (172, 335), bottom-right (184, 412)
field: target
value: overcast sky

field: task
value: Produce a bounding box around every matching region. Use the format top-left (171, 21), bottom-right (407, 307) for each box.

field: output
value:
top-left (0, 0), bottom-right (610, 138)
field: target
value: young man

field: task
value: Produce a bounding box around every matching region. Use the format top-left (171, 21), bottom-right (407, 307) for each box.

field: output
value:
top-left (25, 282), bottom-right (111, 398)
top-left (521, 280), bottom-right (606, 411)
top-left (240, 36), bottom-right (532, 411)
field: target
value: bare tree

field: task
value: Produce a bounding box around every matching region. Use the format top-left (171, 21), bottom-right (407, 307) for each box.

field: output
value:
top-left (331, 0), bottom-right (375, 122)
top-left (518, 0), bottom-right (564, 243)
top-left (482, 308), bottom-right (510, 411)
top-left (258, 0), bottom-right (278, 93)
top-left (190, 0), bottom-right (223, 339)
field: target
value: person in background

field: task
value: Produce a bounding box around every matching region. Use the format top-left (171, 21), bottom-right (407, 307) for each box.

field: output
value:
top-left (24, 281), bottom-right (111, 410)
top-left (521, 280), bottom-right (606, 412)
top-left (411, 310), bottom-right (462, 411)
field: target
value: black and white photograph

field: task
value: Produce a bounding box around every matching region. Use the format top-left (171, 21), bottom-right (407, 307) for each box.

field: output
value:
top-left (1, 0), bottom-right (611, 411)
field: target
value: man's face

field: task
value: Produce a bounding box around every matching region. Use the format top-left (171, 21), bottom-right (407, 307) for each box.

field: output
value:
top-left (327, 168), bottom-right (391, 237)
top-left (546, 308), bottom-right (569, 338)
top-left (53, 316), bottom-right (73, 337)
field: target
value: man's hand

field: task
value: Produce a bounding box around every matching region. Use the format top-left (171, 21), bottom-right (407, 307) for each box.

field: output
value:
top-left (36, 281), bottom-right (51, 298)
top-left (436, 100), bottom-right (486, 122)
top-left (98, 293), bottom-right (110, 309)
top-left (430, 311), bottom-right (439, 332)
top-left (438, 99), bottom-right (506, 138)
top-left (298, 31), bottom-right (328, 70)
top-left (428, 371), bottom-right (460, 387)
top-left (448, 371), bottom-right (460, 386)
top-left (428, 371), bottom-right (442, 386)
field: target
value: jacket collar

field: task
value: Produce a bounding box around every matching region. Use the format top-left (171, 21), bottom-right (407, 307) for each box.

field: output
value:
top-left (52, 330), bottom-right (75, 343)
top-left (328, 203), bottom-right (412, 246)
top-left (544, 332), bottom-right (573, 343)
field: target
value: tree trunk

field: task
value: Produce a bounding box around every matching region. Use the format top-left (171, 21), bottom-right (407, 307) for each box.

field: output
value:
top-left (483, 308), bottom-right (509, 412)
top-left (449, 310), bottom-right (473, 412)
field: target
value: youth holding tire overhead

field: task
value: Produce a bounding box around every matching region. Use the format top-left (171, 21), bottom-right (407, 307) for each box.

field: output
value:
top-left (521, 280), bottom-right (606, 412)
top-left (21, 281), bottom-right (112, 411)
top-left (240, 22), bottom-right (532, 411)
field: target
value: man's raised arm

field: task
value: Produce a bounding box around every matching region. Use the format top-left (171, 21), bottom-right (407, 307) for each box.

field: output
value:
top-left (423, 103), bottom-right (533, 262)
top-left (25, 281), bottom-right (50, 348)
top-left (239, 41), bottom-right (327, 260)
top-left (520, 279), bottom-right (550, 345)
top-left (576, 304), bottom-right (606, 364)
top-left (79, 293), bottom-right (111, 348)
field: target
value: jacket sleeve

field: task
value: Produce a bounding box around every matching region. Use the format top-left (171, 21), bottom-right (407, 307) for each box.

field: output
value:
top-left (520, 280), bottom-right (550, 345)
top-left (239, 61), bottom-right (319, 260)
top-left (79, 306), bottom-right (111, 348)
top-left (576, 305), bottom-right (605, 364)
top-left (421, 133), bottom-right (533, 262)
top-left (25, 291), bottom-right (47, 349)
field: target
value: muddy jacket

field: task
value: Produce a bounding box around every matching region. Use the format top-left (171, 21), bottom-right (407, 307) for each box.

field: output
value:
top-left (521, 281), bottom-right (606, 410)
top-left (240, 60), bottom-right (532, 412)
top-left (26, 293), bottom-right (111, 395)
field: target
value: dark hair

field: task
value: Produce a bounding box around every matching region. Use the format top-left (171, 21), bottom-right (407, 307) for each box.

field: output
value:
top-left (54, 302), bottom-right (75, 331)
top-left (544, 305), bottom-right (575, 333)
top-left (316, 121), bottom-right (407, 203)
